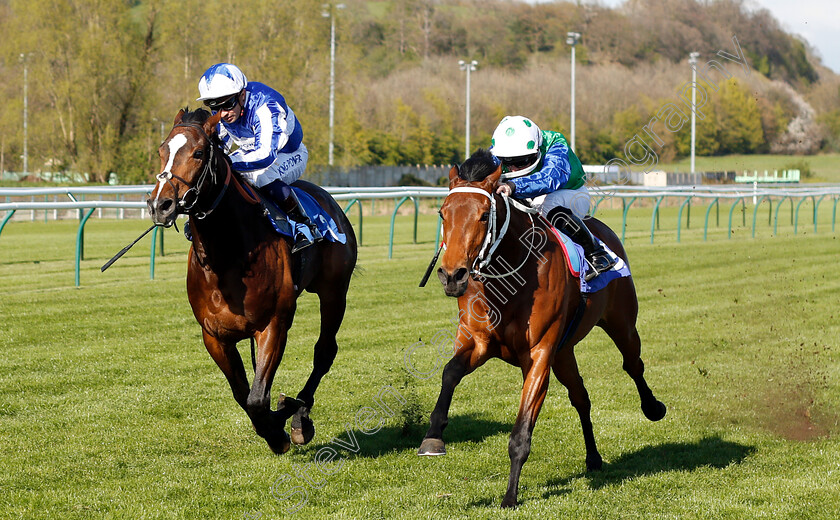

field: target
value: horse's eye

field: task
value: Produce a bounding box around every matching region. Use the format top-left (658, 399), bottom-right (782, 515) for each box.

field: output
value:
top-left (480, 211), bottom-right (490, 222)
top-left (438, 209), bottom-right (444, 221)
top-left (193, 149), bottom-right (204, 159)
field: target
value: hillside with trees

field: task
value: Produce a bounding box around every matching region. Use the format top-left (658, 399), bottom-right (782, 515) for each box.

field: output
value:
top-left (0, 0), bottom-right (837, 183)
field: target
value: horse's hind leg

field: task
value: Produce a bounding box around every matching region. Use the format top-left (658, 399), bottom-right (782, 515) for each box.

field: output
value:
top-left (600, 290), bottom-right (666, 421)
top-left (291, 290), bottom-right (347, 445)
top-left (551, 346), bottom-right (603, 471)
top-left (616, 326), bottom-right (666, 421)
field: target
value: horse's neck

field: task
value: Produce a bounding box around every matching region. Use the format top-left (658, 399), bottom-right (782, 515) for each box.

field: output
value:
top-left (491, 202), bottom-right (565, 282)
top-left (498, 202), bottom-right (539, 260)
top-left (189, 183), bottom-right (271, 267)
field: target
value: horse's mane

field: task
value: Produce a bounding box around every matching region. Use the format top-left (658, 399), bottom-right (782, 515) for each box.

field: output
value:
top-left (178, 107), bottom-right (225, 150)
top-left (458, 148), bottom-right (498, 182)
top-left (180, 107), bottom-right (211, 125)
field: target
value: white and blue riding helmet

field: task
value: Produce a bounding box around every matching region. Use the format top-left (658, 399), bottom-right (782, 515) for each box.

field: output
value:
top-left (197, 63), bottom-right (248, 106)
top-left (491, 116), bottom-right (543, 178)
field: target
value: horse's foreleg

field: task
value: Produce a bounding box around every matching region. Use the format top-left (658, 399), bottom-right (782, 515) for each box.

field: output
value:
top-left (202, 331), bottom-right (250, 411)
top-left (417, 357), bottom-right (467, 456)
top-left (552, 346), bottom-right (602, 471)
top-left (502, 352), bottom-right (551, 509)
top-left (291, 291), bottom-right (348, 445)
top-left (248, 317), bottom-right (293, 454)
top-left (418, 332), bottom-right (488, 456)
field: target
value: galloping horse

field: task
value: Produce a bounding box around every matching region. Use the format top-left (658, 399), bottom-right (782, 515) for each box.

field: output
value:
top-left (147, 108), bottom-right (357, 454)
top-left (419, 149), bottom-right (666, 507)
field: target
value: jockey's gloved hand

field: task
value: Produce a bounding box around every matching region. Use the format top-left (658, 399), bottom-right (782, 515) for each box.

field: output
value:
top-left (496, 182), bottom-right (515, 196)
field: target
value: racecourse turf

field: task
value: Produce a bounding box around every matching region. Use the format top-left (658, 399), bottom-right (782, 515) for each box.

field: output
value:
top-left (0, 207), bottom-right (838, 519)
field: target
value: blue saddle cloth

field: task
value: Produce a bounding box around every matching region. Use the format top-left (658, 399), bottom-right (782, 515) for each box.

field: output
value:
top-left (550, 227), bottom-right (631, 293)
top-left (264, 187), bottom-right (347, 246)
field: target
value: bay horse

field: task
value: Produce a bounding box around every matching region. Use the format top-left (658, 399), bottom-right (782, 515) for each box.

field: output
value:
top-left (147, 108), bottom-right (357, 454)
top-left (418, 149), bottom-right (666, 507)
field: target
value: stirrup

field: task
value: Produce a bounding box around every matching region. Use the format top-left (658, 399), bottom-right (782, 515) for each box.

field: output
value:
top-left (284, 189), bottom-right (324, 244)
top-left (584, 252), bottom-right (617, 281)
top-left (307, 221), bottom-right (324, 242)
top-left (291, 234), bottom-right (314, 254)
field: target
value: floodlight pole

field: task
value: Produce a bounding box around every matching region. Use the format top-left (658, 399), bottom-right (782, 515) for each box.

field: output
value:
top-left (459, 59), bottom-right (478, 160)
top-left (20, 53), bottom-right (29, 175)
top-left (566, 32), bottom-right (581, 150)
top-left (689, 52), bottom-right (700, 173)
top-left (322, 3), bottom-right (345, 166)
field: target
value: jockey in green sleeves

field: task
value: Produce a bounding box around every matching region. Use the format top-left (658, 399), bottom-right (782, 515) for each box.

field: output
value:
top-left (491, 115), bottom-right (616, 281)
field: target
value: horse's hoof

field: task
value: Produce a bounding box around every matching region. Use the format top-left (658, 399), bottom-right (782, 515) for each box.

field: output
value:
top-left (500, 497), bottom-right (518, 508)
top-left (586, 453), bottom-right (603, 471)
top-left (417, 438), bottom-right (446, 456)
top-left (291, 416), bottom-right (315, 445)
top-left (266, 430), bottom-right (292, 455)
top-left (642, 400), bottom-right (667, 422)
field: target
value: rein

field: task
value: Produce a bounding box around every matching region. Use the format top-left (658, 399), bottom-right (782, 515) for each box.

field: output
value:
top-left (446, 187), bottom-right (539, 280)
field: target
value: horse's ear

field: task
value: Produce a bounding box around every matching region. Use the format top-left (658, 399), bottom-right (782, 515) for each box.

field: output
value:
top-left (203, 111), bottom-right (222, 137)
top-left (483, 163), bottom-right (502, 189)
top-left (173, 109), bottom-right (185, 125)
top-left (448, 165), bottom-right (460, 188)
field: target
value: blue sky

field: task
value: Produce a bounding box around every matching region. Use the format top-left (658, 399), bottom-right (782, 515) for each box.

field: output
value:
top-left (527, 0), bottom-right (840, 74)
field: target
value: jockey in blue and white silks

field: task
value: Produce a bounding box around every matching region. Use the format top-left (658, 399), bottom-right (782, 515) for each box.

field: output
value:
top-left (490, 115), bottom-right (616, 281)
top-left (216, 82), bottom-right (305, 188)
top-left (197, 62), bottom-right (321, 252)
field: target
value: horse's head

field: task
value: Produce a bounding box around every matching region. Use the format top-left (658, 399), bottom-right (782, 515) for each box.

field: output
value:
top-left (437, 149), bottom-right (502, 297)
top-left (147, 108), bottom-right (224, 227)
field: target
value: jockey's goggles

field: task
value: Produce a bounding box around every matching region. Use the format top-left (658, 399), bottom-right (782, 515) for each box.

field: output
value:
top-left (205, 94), bottom-right (239, 111)
top-left (501, 153), bottom-right (539, 171)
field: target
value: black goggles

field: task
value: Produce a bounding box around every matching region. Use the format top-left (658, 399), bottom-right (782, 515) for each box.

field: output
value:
top-left (501, 153), bottom-right (538, 170)
top-left (205, 94), bottom-right (239, 111)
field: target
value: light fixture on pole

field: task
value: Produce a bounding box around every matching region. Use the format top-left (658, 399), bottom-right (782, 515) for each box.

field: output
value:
top-left (689, 52), bottom-right (700, 174)
top-left (19, 53), bottom-right (29, 175)
top-left (566, 32), bottom-right (581, 151)
top-left (322, 3), bottom-right (345, 166)
top-left (458, 59), bottom-right (478, 160)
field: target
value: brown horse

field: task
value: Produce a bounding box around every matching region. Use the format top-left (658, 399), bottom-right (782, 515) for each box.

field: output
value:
top-left (418, 149), bottom-right (665, 507)
top-left (147, 108), bottom-right (357, 454)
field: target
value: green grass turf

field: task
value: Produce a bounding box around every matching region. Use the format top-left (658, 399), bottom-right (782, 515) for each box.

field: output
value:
top-left (1, 210), bottom-right (838, 519)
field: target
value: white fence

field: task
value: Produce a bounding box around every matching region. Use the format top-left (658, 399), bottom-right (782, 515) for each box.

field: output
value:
top-left (2, 184), bottom-right (839, 287)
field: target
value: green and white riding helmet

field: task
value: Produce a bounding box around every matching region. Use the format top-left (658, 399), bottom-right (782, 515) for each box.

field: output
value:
top-left (491, 115), bottom-right (543, 178)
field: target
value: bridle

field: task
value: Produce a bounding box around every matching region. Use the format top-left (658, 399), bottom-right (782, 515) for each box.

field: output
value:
top-left (445, 187), bottom-right (539, 279)
top-left (155, 123), bottom-right (231, 220)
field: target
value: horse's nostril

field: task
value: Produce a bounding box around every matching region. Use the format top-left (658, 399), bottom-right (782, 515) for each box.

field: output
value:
top-left (437, 267), bottom-right (449, 286)
top-left (454, 267), bottom-right (469, 283)
top-left (160, 199), bottom-right (174, 213)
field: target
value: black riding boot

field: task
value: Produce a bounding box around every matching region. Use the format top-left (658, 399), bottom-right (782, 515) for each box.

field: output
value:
top-left (262, 181), bottom-right (323, 253)
top-left (547, 206), bottom-right (617, 281)
top-left (280, 190), bottom-right (324, 254)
